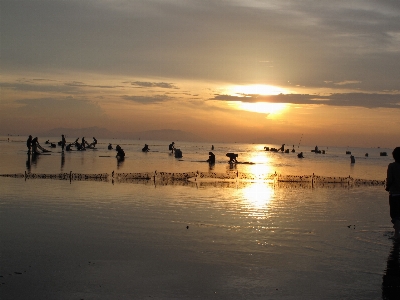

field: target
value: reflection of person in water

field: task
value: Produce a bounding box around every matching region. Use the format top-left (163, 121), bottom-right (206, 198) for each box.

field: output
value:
top-left (142, 144), bottom-right (150, 152)
top-left (386, 147), bottom-right (400, 239)
top-left (61, 152), bottom-right (65, 170)
top-left (26, 152), bottom-right (31, 171)
top-left (207, 152), bottom-right (215, 164)
top-left (116, 145), bottom-right (125, 159)
top-left (382, 241), bottom-right (400, 299)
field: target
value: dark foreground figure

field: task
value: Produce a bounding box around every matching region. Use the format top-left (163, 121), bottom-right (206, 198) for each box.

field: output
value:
top-left (386, 147), bottom-right (400, 239)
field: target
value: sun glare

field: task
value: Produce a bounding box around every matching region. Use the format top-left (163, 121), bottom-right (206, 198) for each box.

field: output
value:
top-left (241, 182), bottom-right (274, 217)
top-left (225, 84), bottom-right (289, 115)
top-left (237, 102), bottom-right (287, 114)
top-left (231, 84), bottom-right (287, 95)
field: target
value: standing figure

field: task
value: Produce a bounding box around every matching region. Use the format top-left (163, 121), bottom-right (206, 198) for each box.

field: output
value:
top-left (61, 134), bottom-right (66, 152)
top-left (26, 135), bottom-right (32, 153)
top-left (31, 137), bottom-right (40, 155)
top-left (81, 137), bottom-right (87, 149)
top-left (169, 142), bottom-right (175, 153)
top-left (207, 152), bottom-right (215, 164)
top-left (386, 147), bottom-right (400, 239)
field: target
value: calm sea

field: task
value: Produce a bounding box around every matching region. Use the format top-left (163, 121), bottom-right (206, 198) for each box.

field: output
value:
top-left (0, 136), bottom-right (398, 299)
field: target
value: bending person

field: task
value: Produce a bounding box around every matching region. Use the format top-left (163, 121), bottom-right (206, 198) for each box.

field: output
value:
top-left (115, 145), bottom-right (125, 159)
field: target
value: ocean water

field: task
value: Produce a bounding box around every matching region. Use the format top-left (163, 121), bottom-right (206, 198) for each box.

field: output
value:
top-left (0, 136), bottom-right (399, 299)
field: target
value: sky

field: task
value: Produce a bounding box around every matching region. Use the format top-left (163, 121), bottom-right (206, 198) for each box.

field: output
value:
top-left (1, 0), bottom-right (399, 147)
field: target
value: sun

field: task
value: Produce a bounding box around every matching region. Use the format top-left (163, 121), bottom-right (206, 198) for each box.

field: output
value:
top-left (236, 102), bottom-right (287, 114)
top-left (225, 84), bottom-right (289, 115)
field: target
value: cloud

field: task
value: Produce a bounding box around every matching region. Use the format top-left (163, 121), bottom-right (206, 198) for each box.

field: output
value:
top-left (130, 81), bottom-right (179, 89)
top-left (14, 97), bottom-right (105, 117)
top-left (334, 80), bottom-right (362, 86)
top-left (210, 93), bottom-right (400, 109)
top-left (2, 0), bottom-right (399, 91)
top-left (122, 94), bottom-right (174, 104)
top-left (64, 81), bottom-right (124, 89)
top-left (0, 81), bottom-right (78, 94)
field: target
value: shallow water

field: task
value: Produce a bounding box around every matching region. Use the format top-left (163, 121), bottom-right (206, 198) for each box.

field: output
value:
top-left (0, 137), bottom-right (398, 299)
top-left (0, 136), bottom-right (393, 179)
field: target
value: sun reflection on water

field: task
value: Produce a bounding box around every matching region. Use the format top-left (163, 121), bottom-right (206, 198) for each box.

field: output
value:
top-left (240, 182), bottom-right (275, 218)
top-left (239, 151), bottom-right (276, 218)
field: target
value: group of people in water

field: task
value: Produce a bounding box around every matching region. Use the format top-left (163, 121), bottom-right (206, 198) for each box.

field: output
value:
top-left (26, 135), bottom-right (308, 164)
top-left (27, 135), bottom-right (99, 155)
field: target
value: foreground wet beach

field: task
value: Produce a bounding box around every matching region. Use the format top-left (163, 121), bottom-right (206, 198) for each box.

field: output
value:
top-left (1, 137), bottom-right (399, 299)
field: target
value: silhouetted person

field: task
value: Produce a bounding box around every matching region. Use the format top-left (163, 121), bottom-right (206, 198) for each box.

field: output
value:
top-left (226, 153), bottom-right (238, 163)
top-left (26, 135), bottom-right (32, 153)
top-left (207, 152), bottom-right (215, 164)
top-left (169, 142), bottom-right (175, 153)
top-left (291, 145), bottom-right (295, 153)
top-left (142, 144), bottom-right (150, 152)
top-left (61, 134), bottom-right (66, 152)
top-left (279, 144), bottom-right (285, 152)
top-left (174, 149), bottom-right (183, 158)
top-left (81, 137), bottom-right (86, 149)
top-left (116, 145), bottom-right (125, 159)
top-left (297, 152), bottom-right (304, 158)
top-left (108, 143), bottom-right (113, 150)
top-left (31, 137), bottom-right (40, 155)
top-left (386, 147), bottom-right (400, 239)
top-left (315, 145), bottom-right (319, 152)
top-left (211, 145), bottom-right (214, 150)
top-left (66, 143), bottom-right (72, 151)
top-left (350, 155), bottom-right (355, 164)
